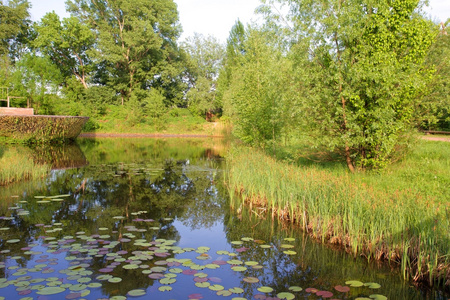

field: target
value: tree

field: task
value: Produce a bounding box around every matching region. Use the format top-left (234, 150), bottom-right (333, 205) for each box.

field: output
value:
top-left (10, 53), bottom-right (62, 113)
top-left (221, 26), bottom-right (292, 148)
top-left (418, 20), bottom-right (450, 131)
top-left (0, 0), bottom-right (30, 85)
top-left (32, 12), bottom-right (95, 89)
top-left (216, 20), bottom-right (246, 115)
top-left (66, 0), bottom-right (182, 105)
top-left (260, 0), bottom-right (436, 170)
top-left (0, 0), bottom-right (30, 57)
top-left (182, 33), bottom-right (225, 117)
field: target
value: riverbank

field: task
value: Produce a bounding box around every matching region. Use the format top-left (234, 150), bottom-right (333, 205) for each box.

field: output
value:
top-left (225, 140), bottom-right (449, 288)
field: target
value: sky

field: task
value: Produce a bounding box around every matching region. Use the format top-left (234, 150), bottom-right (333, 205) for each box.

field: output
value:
top-left (28, 0), bottom-right (449, 43)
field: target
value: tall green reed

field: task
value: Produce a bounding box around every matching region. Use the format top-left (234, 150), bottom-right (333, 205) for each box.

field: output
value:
top-left (225, 146), bottom-right (449, 287)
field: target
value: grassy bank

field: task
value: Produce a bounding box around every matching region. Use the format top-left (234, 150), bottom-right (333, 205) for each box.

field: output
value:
top-left (84, 107), bottom-right (231, 137)
top-left (0, 146), bottom-right (50, 185)
top-left (225, 140), bottom-right (449, 287)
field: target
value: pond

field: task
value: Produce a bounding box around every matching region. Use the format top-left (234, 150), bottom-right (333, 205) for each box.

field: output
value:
top-left (0, 138), bottom-right (447, 300)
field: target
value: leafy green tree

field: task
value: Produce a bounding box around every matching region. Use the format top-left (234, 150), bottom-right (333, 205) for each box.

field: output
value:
top-left (32, 12), bottom-right (95, 89)
top-left (182, 33), bottom-right (224, 117)
top-left (216, 20), bottom-right (246, 115)
top-left (0, 0), bottom-right (30, 57)
top-left (66, 0), bottom-right (182, 105)
top-left (222, 27), bottom-right (292, 148)
top-left (418, 20), bottom-right (450, 131)
top-left (261, 0), bottom-right (436, 170)
top-left (10, 53), bottom-right (62, 113)
top-left (0, 0), bottom-right (30, 86)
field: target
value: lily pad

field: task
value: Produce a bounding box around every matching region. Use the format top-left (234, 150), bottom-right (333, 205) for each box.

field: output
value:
top-left (345, 280), bottom-right (364, 287)
top-left (289, 286), bottom-right (302, 292)
top-left (128, 289), bottom-right (146, 297)
top-left (243, 277), bottom-right (259, 283)
top-left (335, 285), bottom-right (351, 292)
top-left (365, 282), bottom-right (381, 289)
top-left (36, 287), bottom-right (66, 295)
top-left (159, 286), bottom-right (172, 292)
top-left (257, 286), bottom-right (273, 293)
top-left (229, 287), bottom-right (244, 293)
top-left (277, 292), bottom-right (295, 300)
top-left (370, 295), bottom-right (388, 300)
top-left (209, 284), bottom-right (224, 291)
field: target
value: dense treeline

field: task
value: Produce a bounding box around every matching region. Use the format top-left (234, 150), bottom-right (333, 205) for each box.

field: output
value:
top-left (0, 0), bottom-right (448, 169)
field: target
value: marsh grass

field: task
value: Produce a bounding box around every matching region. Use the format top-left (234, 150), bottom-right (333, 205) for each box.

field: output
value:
top-left (0, 147), bottom-right (50, 185)
top-left (225, 140), bottom-right (449, 287)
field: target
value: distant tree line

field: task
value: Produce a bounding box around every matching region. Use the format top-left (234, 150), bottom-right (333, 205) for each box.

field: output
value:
top-left (0, 0), bottom-right (448, 170)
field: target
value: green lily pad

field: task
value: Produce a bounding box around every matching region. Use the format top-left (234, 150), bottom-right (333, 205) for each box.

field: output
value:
top-left (195, 282), bottom-right (210, 288)
top-left (159, 286), bottom-right (172, 292)
top-left (128, 289), bottom-right (146, 297)
top-left (365, 282), bottom-right (381, 289)
top-left (345, 280), bottom-right (364, 287)
top-left (209, 284), bottom-right (225, 291)
top-left (110, 296), bottom-right (127, 300)
top-left (217, 290), bottom-right (232, 296)
top-left (289, 286), bottom-right (303, 292)
top-left (370, 295), bottom-right (388, 300)
top-left (277, 292), bottom-right (295, 300)
top-left (160, 278), bottom-right (176, 284)
top-left (257, 286), bottom-right (274, 293)
top-left (36, 287), bottom-right (66, 295)
top-left (108, 277), bottom-right (122, 283)
top-left (229, 287), bottom-right (244, 293)
top-left (6, 239), bottom-right (20, 244)
top-left (283, 250), bottom-right (297, 255)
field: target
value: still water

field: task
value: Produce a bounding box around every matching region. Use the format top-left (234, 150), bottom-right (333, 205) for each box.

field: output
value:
top-left (0, 138), bottom-right (447, 300)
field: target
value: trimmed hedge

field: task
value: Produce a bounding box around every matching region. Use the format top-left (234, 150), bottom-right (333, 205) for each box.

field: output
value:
top-left (0, 115), bottom-right (89, 143)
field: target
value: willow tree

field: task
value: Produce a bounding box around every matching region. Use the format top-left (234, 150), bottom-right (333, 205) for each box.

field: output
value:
top-left (66, 0), bottom-right (182, 105)
top-left (260, 0), bottom-right (435, 170)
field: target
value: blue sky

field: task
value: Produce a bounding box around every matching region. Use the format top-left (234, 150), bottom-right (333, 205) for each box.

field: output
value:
top-left (29, 0), bottom-right (449, 43)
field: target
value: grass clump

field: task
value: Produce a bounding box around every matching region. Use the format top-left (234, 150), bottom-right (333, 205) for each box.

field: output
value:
top-left (0, 146), bottom-right (50, 185)
top-left (225, 140), bottom-right (449, 287)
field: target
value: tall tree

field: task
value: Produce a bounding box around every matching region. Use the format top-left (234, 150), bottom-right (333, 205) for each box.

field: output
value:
top-left (260, 0), bottom-right (436, 170)
top-left (182, 33), bottom-right (224, 117)
top-left (418, 20), bottom-right (450, 131)
top-left (33, 12), bottom-right (95, 89)
top-left (66, 0), bottom-right (182, 105)
top-left (0, 0), bottom-right (30, 85)
top-left (221, 27), bottom-right (292, 148)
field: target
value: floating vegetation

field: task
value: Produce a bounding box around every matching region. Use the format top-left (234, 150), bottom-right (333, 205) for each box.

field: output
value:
top-left (0, 196), bottom-right (389, 300)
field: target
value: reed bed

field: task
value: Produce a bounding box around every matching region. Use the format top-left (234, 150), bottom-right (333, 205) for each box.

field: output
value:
top-left (225, 146), bottom-right (449, 287)
top-left (0, 147), bottom-right (50, 185)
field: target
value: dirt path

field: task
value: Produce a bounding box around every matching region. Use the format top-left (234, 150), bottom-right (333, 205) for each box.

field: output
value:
top-left (421, 135), bottom-right (450, 142)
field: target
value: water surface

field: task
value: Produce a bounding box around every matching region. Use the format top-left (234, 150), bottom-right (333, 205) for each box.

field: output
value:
top-left (0, 138), bottom-right (447, 299)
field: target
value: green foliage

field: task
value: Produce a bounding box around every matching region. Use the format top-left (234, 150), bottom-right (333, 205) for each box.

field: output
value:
top-left (182, 33), bottom-right (225, 117)
top-left (66, 0), bottom-right (182, 104)
top-left (220, 26), bottom-right (293, 148)
top-left (0, 145), bottom-right (50, 185)
top-left (226, 142), bottom-right (449, 285)
top-left (418, 21), bottom-right (450, 131)
top-left (0, 0), bottom-right (30, 57)
top-left (259, 0), bottom-right (436, 170)
top-left (10, 53), bottom-right (62, 114)
top-left (32, 12), bottom-right (95, 88)
top-left (0, 115), bottom-right (88, 143)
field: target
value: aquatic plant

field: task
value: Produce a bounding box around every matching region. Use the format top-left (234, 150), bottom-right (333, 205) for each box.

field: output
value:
top-left (0, 147), bottom-right (50, 185)
top-left (225, 146), bottom-right (449, 287)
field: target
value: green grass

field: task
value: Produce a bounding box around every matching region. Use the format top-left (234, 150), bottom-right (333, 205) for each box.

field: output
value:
top-left (85, 107), bottom-right (229, 136)
top-left (0, 147), bottom-right (50, 185)
top-left (225, 139), bottom-right (449, 286)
